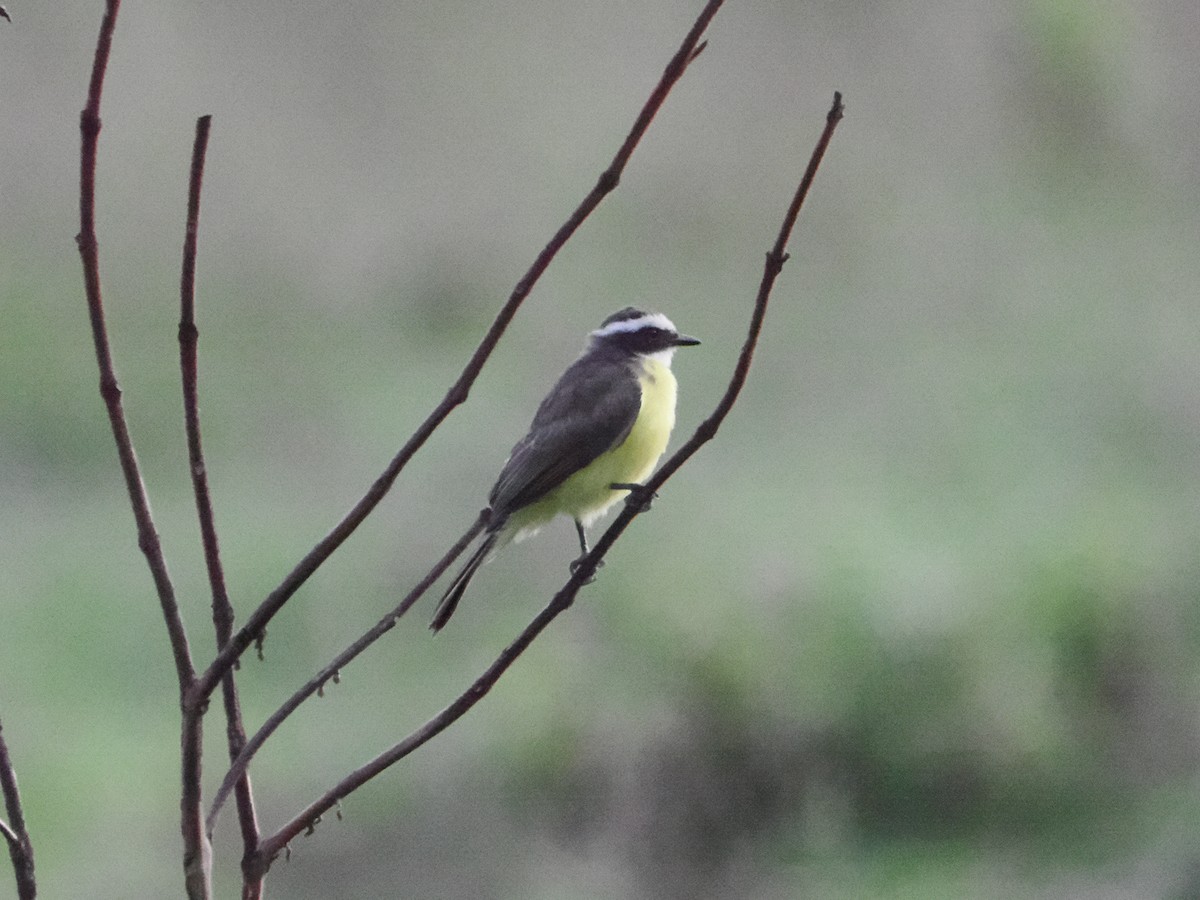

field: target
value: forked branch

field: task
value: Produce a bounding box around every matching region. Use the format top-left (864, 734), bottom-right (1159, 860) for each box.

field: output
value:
top-left (252, 91), bottom-right (845, 871)
top-left (209, 1), bottom-right (726, 845)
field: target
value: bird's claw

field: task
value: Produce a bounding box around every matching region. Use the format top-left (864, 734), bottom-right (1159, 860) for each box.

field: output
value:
top-left (612, 482), bottom-right (657, 513)
top-left (569, 554), bottom-right (604, 583)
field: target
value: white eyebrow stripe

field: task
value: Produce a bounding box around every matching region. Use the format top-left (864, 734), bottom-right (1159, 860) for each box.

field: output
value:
top-left (592, 312), bottom-right (676, 337)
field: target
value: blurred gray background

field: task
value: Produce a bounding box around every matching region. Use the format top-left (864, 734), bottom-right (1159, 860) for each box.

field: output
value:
top-left (2, 1), bottom-right (1199, 897)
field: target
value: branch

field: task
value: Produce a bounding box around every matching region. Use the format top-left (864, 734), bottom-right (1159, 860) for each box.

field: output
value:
top-left (190, 0), bottom-right (725, 707)
top-left (180, 123), bottom-right (225, 612)
top-left (254, 90), bottom-right (846, 870)
top-left (78, 0), bottom-right (195, 688)
top-left (0, 720), bottom-right (35, 900)
top-left (78, 2), bottom-right (207, 897)
top-left (176, 120), bottom-right (221, 896)
top-left (176, 114), bottom-right (263, 892)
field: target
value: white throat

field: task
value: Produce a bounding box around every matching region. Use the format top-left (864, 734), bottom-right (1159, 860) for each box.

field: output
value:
top-left (644, 347), bottom-right (678, 368)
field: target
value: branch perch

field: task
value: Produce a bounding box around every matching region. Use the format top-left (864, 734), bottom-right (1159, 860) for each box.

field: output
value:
top-left (253, 90), bottom-right (845, 870)
top-left (206, 0), bottom-right (725, 847)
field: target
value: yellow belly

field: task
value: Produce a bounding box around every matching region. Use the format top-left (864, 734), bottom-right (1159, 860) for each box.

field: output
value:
top-left (510, 357), bottom-right (677, 538)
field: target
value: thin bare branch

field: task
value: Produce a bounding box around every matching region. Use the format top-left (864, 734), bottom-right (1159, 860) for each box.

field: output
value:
top-left (78, 2), bottom-right (208, 897)
top-left (254, 90), bottom-right (846, 870)
top-left (191, 0), bottom-right (727, 707)
top-left (0, 720), bottom-right (35, 900)
top-left (176, 114), bottom-right (263, 884)
top-left (78, 0), bottom-right (195, 687)
top-left (206, 511), bottom-right (488, 838)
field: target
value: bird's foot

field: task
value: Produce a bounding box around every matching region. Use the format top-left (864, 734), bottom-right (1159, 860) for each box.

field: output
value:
top-left (569, 554), bottom-right (604, 583)
top-left (612, 482), bottom-right (657, 513)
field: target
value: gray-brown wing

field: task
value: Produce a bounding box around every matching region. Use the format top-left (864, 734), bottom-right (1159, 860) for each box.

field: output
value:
top-left (488, 356), bottom-right (640, 517)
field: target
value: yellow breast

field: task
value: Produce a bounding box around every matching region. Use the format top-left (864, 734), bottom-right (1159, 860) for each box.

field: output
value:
top-left (512, 356), bottom-right (678, 536)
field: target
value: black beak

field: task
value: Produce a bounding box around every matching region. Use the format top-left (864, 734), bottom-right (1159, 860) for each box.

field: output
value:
top-left (673, 333), bottom-right (701, 347)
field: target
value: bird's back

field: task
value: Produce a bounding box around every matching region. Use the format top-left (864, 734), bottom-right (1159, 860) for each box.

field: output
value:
top-left (498, 352), bottom-right (677, 537)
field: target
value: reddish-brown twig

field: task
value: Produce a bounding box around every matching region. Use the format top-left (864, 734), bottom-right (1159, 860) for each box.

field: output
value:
top-left (176, 114), bottom-right (263, 896)
top-left (253, 90), bottom-right (845, 872)
top-left (79, 4), bottom-right (195, 684)
top-left (77, 2), bottom-right (208, 897)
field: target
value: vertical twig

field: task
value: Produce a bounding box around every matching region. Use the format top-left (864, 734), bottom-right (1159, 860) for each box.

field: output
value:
top-left (77, 2), bottom-right (207, 897)
top-left (0, 720), bottom-right (35, 900)
top-left (252, 90), bottom-right (846, 870)
top-left (190, 0), bottom-right (728, 707)
top-left (176, 114), bottom-right (263, 898)
top-left (78, 0), bottom-right (196, 692)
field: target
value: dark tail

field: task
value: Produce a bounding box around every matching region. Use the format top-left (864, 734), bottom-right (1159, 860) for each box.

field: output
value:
top-left (430, 530), bottom-right (498, 632)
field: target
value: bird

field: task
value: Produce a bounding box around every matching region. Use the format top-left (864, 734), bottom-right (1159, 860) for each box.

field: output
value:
top-left (430, 307), bottom-right (700, 631)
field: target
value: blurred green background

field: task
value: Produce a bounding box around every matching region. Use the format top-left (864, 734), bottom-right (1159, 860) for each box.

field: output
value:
top-left (3, 1), bottom-right (1199, 897)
